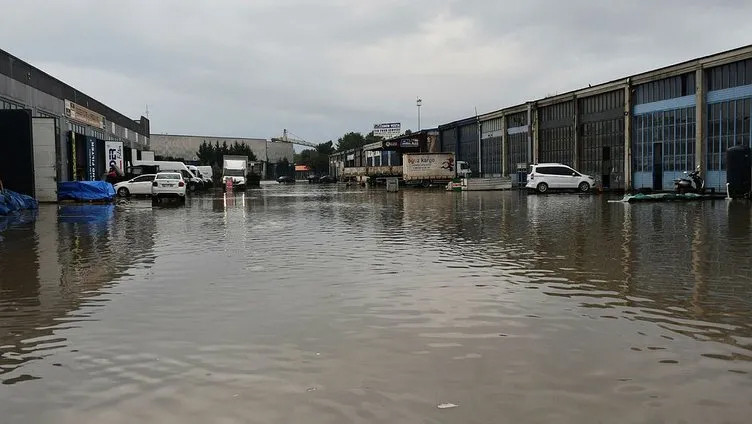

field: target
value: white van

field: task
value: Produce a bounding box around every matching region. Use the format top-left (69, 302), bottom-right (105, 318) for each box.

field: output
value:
top-left (132, 160), bottom-right (203, 191)
top-left (197, 166), bottom-right (213, 183)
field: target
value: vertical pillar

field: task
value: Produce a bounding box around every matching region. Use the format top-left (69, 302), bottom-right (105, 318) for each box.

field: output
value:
top-left (501, 115), bottom-right (508, 176)
top-left (526, 103), bottom-right (533, 164)
top-left (695, 67), bottom-right (706, 173)
top-left (532, 104), bottom-right (539, 164)
top-left (573, 96), bottom-right (579, 170)
top-left (477, 117), bottom-right (482, 176)
top-left (624, 81), bottom-right (632, 190)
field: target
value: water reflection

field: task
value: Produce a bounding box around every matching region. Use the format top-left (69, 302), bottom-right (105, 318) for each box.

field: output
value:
top-left (0, 188), bottom-right (751, 422)
top-left (0, 204), bottom-right (156, 382)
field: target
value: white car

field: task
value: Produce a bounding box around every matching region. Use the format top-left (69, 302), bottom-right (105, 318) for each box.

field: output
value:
top-left (114, 174), bottom-right (156, 197)
top-left (152, 172), bottom-right (186, 205)
top-left (526, 163), bottom-right (595, 193)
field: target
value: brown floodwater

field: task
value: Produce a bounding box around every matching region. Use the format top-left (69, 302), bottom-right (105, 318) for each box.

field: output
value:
top-left (1, 184), bottom-right (752, 423)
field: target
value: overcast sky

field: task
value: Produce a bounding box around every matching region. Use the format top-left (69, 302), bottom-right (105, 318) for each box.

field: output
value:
top-left (3, 0), bottom-right (752, 144)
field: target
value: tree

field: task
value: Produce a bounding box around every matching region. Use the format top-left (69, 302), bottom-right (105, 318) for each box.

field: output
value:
top-left (335, 132), bottom-right (366, 152)
top-left (195, 140), bottom-right (257, 168)
top-left (276, 158), bottom-right (293, 177)
top-left (315, 140), bottom-right (334, 156)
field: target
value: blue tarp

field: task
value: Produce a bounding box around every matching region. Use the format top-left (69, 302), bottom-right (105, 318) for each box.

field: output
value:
top-left (0, 189), bottom-right (39, 216)
top-left (58, 181), bottom-right (115, 202)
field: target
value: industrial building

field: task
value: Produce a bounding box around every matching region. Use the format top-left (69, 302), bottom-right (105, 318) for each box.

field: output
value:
top-left (150, 134), bottom-right (294, 179)
top-left (438, 44), bottom-right (752, 192)
top-left (0, 48), bottom-right (150, 201)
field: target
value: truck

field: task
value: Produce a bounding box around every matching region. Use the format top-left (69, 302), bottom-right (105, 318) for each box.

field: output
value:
top-left (222, 155), bottom-right (249, 189)
top-left (402, 152), bottom-right (471, 187)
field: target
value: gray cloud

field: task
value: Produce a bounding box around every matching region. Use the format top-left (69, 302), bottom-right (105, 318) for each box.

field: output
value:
top-left (3, 0), bottom-right (752, 143)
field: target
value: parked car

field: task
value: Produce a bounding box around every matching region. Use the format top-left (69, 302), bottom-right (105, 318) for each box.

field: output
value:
top-left (188, 165), bottom-right (212, 187)
top-left (526, 163), bottom-right (595, 193)
top-left (152, 172), bottom-right (186, 205)
top-left (277, 175), bottom-right (295, 184)
top-left (114, 174), bottom-right (156, 197)
top-left (318, 175), bottom-right (336, 183)
top-left (307, 174), bottom-right (320, 184)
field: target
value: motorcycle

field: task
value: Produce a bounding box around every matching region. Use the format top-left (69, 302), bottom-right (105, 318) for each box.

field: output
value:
top-left (673, 167), bottom-right (705, 194)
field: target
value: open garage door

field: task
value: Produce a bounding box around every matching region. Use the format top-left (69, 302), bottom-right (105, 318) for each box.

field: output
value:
top-left (32, 117), bottom-right (58, 202)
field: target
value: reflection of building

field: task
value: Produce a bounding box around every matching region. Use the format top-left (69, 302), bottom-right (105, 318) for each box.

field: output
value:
top-left (433, 44), bottom-right (752, 192)
top-left (0, 48), bottom-right (150, 201)
top-left (0, 205), bottom-right (156, 382)
top-left (149, 134), bottom-right (294, 179)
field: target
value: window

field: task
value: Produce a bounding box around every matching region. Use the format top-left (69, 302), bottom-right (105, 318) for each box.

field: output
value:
top-left (133, 175), bottom-right (155, 182)
top-left (157, 173), bottom-right (181, 180)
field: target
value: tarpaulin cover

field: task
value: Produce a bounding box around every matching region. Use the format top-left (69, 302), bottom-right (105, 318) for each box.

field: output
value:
top-left (0, 189), bottom-right (39, 216)
top-left (57, 181), bottom-right (116, 202)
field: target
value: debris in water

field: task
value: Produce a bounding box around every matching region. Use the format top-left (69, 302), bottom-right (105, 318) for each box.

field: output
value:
top-left (437, 403), bottom-right (458, 409)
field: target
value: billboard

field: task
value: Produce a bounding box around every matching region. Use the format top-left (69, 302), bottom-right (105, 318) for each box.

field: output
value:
top-left (373, 122), bottom-right (401, 139)
top-left (65, 100), bottom-right (105, 129)
top-left (402, 153), bottom-right (455, 180)
top-left (105, 141), bottom-right (124, 173)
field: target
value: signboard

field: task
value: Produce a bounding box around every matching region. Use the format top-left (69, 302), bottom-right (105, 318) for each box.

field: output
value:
top-left (382, 140), bottom-right (399, 149)
top-left (65, 100), bottom-right (105, 129)
top-left (400, 138), bottom-right (419, 148)
top-left (373, 122), bottom-right (401, 139)
top-left (85, 136), bottom-right (98, 181)
top-left (105, 141), bottom-right (124, 172)
top-left (402, 153), bottom-right (455, 180)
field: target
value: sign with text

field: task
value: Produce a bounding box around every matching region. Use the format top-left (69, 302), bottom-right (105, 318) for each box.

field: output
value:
top-left (86, 136), bottom-right (98, 180)
top-left (400, 138), bottom-right (419, 148)
top-left (65, 100), bottom-right (105, 129)
top-left (373, 122), bottom-right (401, 139)
top-left (105, 141), bottom-right (124, 172)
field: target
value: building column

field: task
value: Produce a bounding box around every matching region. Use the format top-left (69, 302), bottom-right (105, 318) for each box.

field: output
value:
top-left (573, 96), bottom-right (579, 170)
top-left (532, 105), bottom-right (539, 164)
top-left (501, 115), bottom-right (508, 176)
top-left (624, 81), bottom-right (632, 190)
top-left (695, 67), bottom-right (706, 173)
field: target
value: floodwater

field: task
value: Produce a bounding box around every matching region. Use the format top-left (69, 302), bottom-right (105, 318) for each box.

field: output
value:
top-left (1, 184), bottom-right (752, 423)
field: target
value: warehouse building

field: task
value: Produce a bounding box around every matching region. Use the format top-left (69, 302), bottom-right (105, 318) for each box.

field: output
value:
top-left (439, 44), bottom-right (752, 192)
top-left (0, 48), bottom-right (150, 201)
top-left (149, 134), bottom-right (294, 179)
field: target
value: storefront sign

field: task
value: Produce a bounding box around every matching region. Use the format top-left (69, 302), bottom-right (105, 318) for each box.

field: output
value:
top-left (105, 141), bottom-right (124, 172)
top-left (86, 137), bottom-right (98, 180)
top-left (382, 140), bottom-right (399, 149)
top-left (373, 122), bottom-right (401, 138)
top-left (400, 138), bottom-right (420, 148)
top-left (65, 100), bottom-right (105, 129)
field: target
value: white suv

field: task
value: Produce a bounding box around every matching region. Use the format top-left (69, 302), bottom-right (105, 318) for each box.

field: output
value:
top-left (526, 163), bottom-right (595, 193)
top-left (152, 172), bottom-right (186, 205)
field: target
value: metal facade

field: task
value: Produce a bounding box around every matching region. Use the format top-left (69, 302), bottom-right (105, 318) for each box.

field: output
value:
top-left (578, 90), bottom-right (625, 189)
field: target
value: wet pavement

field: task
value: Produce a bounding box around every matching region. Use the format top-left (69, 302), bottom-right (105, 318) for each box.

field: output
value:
top-left (1, 184), bottom-right (752, 423)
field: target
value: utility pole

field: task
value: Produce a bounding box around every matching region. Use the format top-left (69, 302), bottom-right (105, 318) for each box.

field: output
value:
top-left (416, 97), bottom-right (422, 131)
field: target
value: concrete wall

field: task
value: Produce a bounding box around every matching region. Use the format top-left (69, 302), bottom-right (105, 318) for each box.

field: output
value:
top-left (149, 134), bottom-right (294, 164)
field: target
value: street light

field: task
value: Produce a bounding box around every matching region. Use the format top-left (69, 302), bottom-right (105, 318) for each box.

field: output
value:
top-left (416, 97), bottom-right (422, 131)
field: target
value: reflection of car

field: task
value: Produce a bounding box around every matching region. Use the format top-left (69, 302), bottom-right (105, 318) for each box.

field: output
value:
top-left (277, 175), bottom-right (295, 184)
top-left (318, 175), bottom-right (336, 183)
top-left (114, 174), bottom-right (156, 197)
top-left (526, 163), bottom-right (595, 193)
top-left (152, 172), bottom-right (186, 205)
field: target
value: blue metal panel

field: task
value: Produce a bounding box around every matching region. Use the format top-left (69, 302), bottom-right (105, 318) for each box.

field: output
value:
top-left (662, 171), bottom-right (685, 190)
top-left (707, 84), bottom-right (752, 104)
top-left (633, 95), bottom-right (695, 115)
top-left (633, 172), bottom-right (652, 188)
top-left (706, 170), bottom-right (725, 191)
